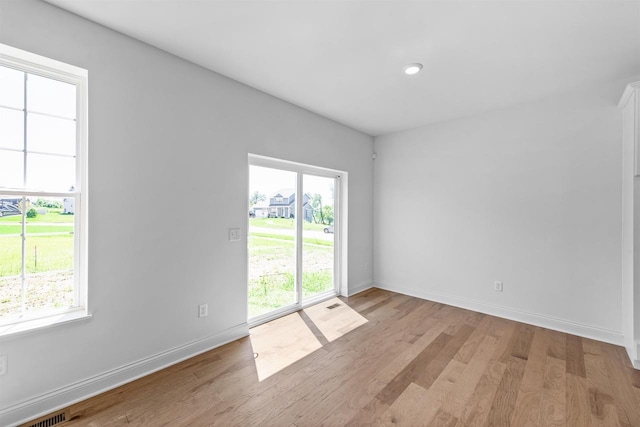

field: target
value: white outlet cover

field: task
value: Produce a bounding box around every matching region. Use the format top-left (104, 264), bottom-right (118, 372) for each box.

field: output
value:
top-left (199, 304), bottom-right (208, 318)
top-left (494, 281), bottom-right (503, 292)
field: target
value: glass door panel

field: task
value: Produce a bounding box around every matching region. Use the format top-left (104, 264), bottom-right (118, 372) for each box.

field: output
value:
top-left (302, 174), bottom-right (335, 301)
top-left (248, 165), bottom-right (298, 319)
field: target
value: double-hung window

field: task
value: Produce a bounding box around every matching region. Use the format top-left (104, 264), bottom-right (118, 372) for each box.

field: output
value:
top-left (0, 44), bottom-right (88, 333)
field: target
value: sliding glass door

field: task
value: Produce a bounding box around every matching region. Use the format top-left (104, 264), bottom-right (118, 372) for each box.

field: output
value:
top-left (301, 174), bottom-right (335, 301)
top-left (248, 157), bottom-right (340, 324)
top-left (247, 165), bottom-right (297, 319)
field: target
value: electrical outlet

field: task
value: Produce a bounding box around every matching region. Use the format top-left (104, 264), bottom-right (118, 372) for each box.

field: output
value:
top-left (198, 304), bottom-right (208, 318)
top-left (494, 281), bottom-right (503, 292)
top-left (0, 354), bottom-right (7, 376)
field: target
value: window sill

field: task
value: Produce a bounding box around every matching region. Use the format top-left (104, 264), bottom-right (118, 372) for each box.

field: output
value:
top-left (0, 309), bottom-right (92, 340)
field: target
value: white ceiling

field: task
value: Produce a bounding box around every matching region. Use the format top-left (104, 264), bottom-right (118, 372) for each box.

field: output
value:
top-left (44, 0), bottom-right (640, 136)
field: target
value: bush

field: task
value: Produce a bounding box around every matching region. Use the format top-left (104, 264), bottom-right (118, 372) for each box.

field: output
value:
top-left (26, 208), bottom-right (38, 218)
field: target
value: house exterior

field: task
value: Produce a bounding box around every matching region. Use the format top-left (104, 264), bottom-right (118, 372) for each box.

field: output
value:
top-left (251, 201), bottom-right (269, 218)
top-left (268, 189), bottom-right (313, 222)
top-left (63, 198), bottom-right (75, 214)
top-left (0, 198), bottom-right (22, 217)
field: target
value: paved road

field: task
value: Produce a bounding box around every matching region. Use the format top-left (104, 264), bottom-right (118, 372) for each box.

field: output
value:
top-left (250, 226), bottom-right (334, 242)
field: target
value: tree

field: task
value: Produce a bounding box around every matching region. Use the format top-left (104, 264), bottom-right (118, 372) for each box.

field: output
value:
top-left (322, 205), bottom-right (334, 225)
top-left (249, 191), bottom-right (266, 207)
top-left (35, 199), bottom-right (62, 208)
top-left (309, 193), bottom-right (326, 224)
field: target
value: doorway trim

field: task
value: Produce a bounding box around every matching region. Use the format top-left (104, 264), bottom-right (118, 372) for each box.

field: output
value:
top-left (247, 154), bottom-right (348, 328)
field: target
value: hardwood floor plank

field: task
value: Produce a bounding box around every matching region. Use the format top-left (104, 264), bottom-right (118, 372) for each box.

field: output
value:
top-left (510, 327), bottom-right (550, 426)
top-left (50, 289), bottom-right (639, 427)
top-left (318, 321), bottom-right (450, 426)
top-left (485, 355), bottom-right (527, 426)
top-left (376, 382), bottom-right (430, 425)
top-left (566, 334), bottom-right (587, 378)
top-left (602, 342), bottom-right (640, 426)
top-left (378, 359), bottom-right (466, 426)
top-left (511, 323), bottom-right (536, 360)
top-left (376, 332), bottom-right (452, 405)
top-left (453, 315), bottom-right (494, 364)
top-left (459, 360), bottom-right (507, 426)
top-left (412, 324), bottom-right (475, 391)
top-left (583, 339), bottom-right (623, 427)
top-left (441, 334), bottom-right (499, 418)
top-left (236, 300), bottom-right (425, 426)
top-left (566, 372), bottom-right (591, 427)
top-left (406, 359), bottom-right (467, 425)
top-left (222, 349), bottom-right (364, 426)
top-left (540, 355), bottom-right (566, 426)
top-left (343, 398), bottom-right (389, 426)
top-left (428, 408), bottom-right (459, 427)
top-left (285, 340), bottom-right (412, 426)
top-left (547, 330), bottom-right (567, 361)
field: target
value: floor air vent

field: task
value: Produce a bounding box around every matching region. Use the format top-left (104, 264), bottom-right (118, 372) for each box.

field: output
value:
top-left (326, 303), bottom-right (341, 309)
top-left (21, 409), bottom-right (69, 427)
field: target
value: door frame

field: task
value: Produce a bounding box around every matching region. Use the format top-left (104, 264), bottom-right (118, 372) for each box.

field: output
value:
top-left (247, 154), bottom-right (346, 327)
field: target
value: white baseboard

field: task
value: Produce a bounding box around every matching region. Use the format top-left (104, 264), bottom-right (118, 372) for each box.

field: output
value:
top-left (375, 281), bottom-right (625, 347)
top-left (2, 323), bottom-right (249, 427)
top-left (346, 280), bottom-right (374, 297)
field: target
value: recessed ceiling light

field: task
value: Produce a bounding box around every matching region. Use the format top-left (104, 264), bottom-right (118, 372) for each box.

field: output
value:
top-left (403, 63), bottom-right (423, 76)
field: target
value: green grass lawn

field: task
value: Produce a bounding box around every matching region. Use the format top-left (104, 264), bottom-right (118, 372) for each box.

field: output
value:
top-left (250, 232), bottom-right (333, 247)
top-left (0, 210), bottom-right (75, 277)
top-left (0, 234), bottom-right (74, 276)
top-left (248, 234), bottom-right (334, 318)
top-left (0, 210), bottom-right (74, 224)
top-left (250, 217), bottom-right (330, 231)
top-left (0, 224), bottom-right (74, 235)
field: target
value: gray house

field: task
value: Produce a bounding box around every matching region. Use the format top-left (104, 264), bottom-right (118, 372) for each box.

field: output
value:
top-left (0, 198), bottom-right (22, 217)
top-left (268, 189), bottom-right (313, 222)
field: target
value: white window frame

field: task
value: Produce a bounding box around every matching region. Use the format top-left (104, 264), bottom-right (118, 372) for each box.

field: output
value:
top-left (248, 154), bottom-right (346, 328)
top-left (0, 44), bottom-right (89, 337)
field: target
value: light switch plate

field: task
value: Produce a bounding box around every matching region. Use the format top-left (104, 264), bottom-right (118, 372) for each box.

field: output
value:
top-left (229, 228), bottom-right (241, 241)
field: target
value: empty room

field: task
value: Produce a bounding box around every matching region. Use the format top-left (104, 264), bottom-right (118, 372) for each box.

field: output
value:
top-left (1, 0), bottom-right (640, 426)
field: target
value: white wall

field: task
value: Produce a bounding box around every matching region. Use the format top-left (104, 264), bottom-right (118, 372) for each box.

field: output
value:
top-left (0, 0), bottom-right (373, 423)
top-left (374, 78), bottom-right (636, 345)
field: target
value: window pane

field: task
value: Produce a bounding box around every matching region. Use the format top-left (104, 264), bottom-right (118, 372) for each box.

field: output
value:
top-left (0, 149), bottom-right (24, 189)
top-left (0, 107), bottom-right (24, 150)
top-left (0, 66), bottom-right (24, 109)
top-left (27, 113), bottom-right (75, 156)
top-left (27, 74), bottom-right (76, 119)
top-left (302, 175), bottom-right (335, 300)
top-left (23, 196), bottom-right (75, 315)
top-left (0, 194), bottom-right (23, 320)
top-left (248, 166), bottom-right (297, 318)
top-left (26, 153), bottom-right (75, 191)
top-left (0, 235), bottom-right (23, 320)
top-left (0, 213), bottom-right (22, 276)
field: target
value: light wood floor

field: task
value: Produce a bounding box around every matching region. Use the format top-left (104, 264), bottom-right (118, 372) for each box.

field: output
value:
top-left (60, 288), bottom-right (640, 426)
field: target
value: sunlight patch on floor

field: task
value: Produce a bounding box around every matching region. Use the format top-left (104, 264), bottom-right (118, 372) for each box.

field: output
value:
top-left (250, 313), bottom-right (323, 381)
top-left (249, 298), bottom-right (368, 381)
top-left (303, 297), bottom-right (368, 342)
